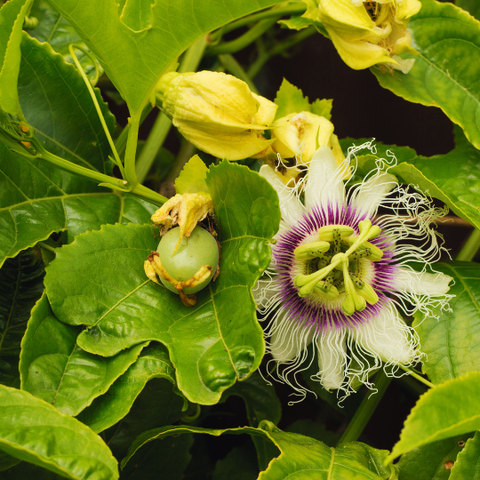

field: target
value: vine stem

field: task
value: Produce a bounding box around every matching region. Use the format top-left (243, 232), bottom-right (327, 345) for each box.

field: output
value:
top-left (398, 365), bottom-right (435, 389)
top-left (337, 370), bottom-right (391, 446)
top-left (455, 227), bottom-right (480, 261)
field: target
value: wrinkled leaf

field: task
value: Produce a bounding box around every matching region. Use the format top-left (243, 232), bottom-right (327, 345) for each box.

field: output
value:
top-left (28, 0), bottom-right (103, 82)
top-left (0, 0), bottom-right (33, 116)
top-left (414, 262), bottom-right (480, 385)
top-left (450, 431), bottom-right (480, 479)
top-left (388, 372), bottom-right (480, 462)
top-left (122, 422), bottom-right (395, 479)
top-left (175, 154), bottom-right (209, 195)
top-left (77, 343), bottom-right (180, 434)
top-left (20, 294), bottom-right (145, 416)
top-left (0, 249), bottom-right (45, 387)
top-left (0, 384), bottom-right (119, 480)
top-left (397, 434), bottom-right (473, 480)
top-left (372, 0), bottom-right (480, 149)
top-left (47, 0), bottom-right (282, 114)
top-left (45, 162), bottom-right (279, 405)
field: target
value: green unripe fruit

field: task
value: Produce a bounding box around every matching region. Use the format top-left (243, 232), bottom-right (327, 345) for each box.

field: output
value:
top-left (157, 226), bottom-right (219, 294)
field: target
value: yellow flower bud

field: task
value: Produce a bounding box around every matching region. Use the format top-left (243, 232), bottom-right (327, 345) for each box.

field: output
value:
top-left (307, 0), bottom-right (421, 71)
top-left (155, 71), bottom-right (277, 160)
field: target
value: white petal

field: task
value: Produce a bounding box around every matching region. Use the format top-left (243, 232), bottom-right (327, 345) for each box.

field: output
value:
top-left (393, 267), bottom-right (452, 296)
top-left (252, 278), bottom-right (276, 310)
top-left (304, 146), bottom-right (346, 214)
top-left (351, 172), bottom-right (397, 219)
top-left (269, 313), bottom-right (314, 363)
top-left (259, 165), bottom-right (304, 226)
top-left (352, 304), bottom-right (416, 364)
top-left (316, 327), bottom-right (347, 391)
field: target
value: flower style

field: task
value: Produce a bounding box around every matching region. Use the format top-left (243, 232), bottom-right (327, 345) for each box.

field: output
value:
top-left (154, 71), bottom-right (277, 160)
top-left (305, 0), bottom-right (421, 72)
top-left (255, 144), bottom-right (453, 399)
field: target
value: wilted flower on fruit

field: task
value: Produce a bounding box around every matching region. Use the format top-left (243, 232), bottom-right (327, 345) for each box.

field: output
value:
top-left (254, 143), bottom-right (452, 399)
top-left (305, 0), bottom-right (421, 72)
top-left (154, 71), bottom-right (277, 160)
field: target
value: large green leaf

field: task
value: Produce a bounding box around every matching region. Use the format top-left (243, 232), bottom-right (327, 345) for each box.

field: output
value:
top-left (0, 250), bottom-right (45, 388)
top-left (397, 434), bottom-right (474, 480)
top-left (450, 431), bottom-right (480, 479)
top-left (122, 422), bottom-right (396, 479)
top-left (0, 384), bottom-right (119, 480)
top-left (46, 0), bottom-right (282, 114)
top-left (19, 294), bottom-right (145, 416)
top-left (388, 372), bottom-right (480, 462)
top-left (413, 262), bottom-right (480, 385)
top-left (28, 0), bottom-right (103, 82)
top-left (45, 161), bottom-right (280, 405)
top-left (0, 0), bottom-right (33, 116)
top-left (457, 0), bottom-right (480, 21)
top-left (372, 0), bottom-right (480, 149)
top-left (77, 343), bottom-right (180, 434)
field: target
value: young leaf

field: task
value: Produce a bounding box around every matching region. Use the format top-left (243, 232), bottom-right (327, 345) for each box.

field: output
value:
top-left (450, 431), bottom-right (480, 479)
top-left (0, 250), bottom-right (45, 387)
top-left (77, 343), bottom-right (182, 434)
top-left (45, 161), bottom-right (280, 405)
top-left (122, 422), bottom-right (395, 479)
top-left (413, 262), bottom-right (480, 385)
top-left (47, 0), bottom-right (282, 115)
top-left (28, 0), bottom-right (103, 82)
top-left (0, 0), bottom-right (33, 117)
top-left (372, 0), bottom-right (480, 149)
top-left (388, 371), bottom-right (480, 462)
top-left (20, 294), bottom-right (146, 416)
top-left (175, 154), bottom-right (209, 194)
top-left (397, 434), bottom-right (473, 480)
top-left (0, 384), bottom-right (119, 480)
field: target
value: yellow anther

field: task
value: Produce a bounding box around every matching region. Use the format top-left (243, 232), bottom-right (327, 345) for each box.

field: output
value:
top-left (294, 241), bottom-right (331, 260)
top-left (313, 281), bottom-right (339, 299)
top-left (344, 237), bottom-right (383, 261)
top-left (357, 282), bottom-right (379, 305)
top-left (341, 260), bottom-right (366, 316)
top-left (318, 225), bottom-right (354, 242)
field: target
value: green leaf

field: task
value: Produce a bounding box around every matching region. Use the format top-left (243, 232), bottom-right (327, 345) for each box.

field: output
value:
top-left (450, 431), bottom-right (480, 479)
top-left (0, 384), bottom-right (119, 480)
top-left (20, 294), bottom-right (145, 416)
top-left (388, 371), bottom-right (480, 462)
top-left (397, 434), bottom-right (473, 480)
top-left (0, 0), bottom-right (33, 116)
top-left (212, 442), bottom-right (259, 480)
top-left (28, 0), bottom-right (103, 82)
top-left (0, 450), bottom-right (20, 472)
top-left (122, 422), bottom-right (393, 479)
top-left (413, 262), bottom-right (480, 385)
top-left (372, 0), bottom-right (480, 149)
top-left (457, 0), bottom-right (480, 21)
top-left (274, 78), bottom-right (332, 120)
top-left (47, 0), bottom-right (282, 115)
top-left (76, 343), bottom-right (180, 434)
top-left (175, 154), bottom-right (209, 194)
top-left (45, 161), bottom-right (279, 405)
top-left (391, 146), bottom-right (480, 229)
top-left (0, 249), bottom-right (45, 387)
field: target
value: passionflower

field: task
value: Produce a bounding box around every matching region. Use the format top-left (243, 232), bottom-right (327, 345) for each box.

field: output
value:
top-left (154, 71), bottom-right (277, 160)
top-left (306, 0), bottom-right (421, 72)
top-left (254, 144), bottom-right (453, 399)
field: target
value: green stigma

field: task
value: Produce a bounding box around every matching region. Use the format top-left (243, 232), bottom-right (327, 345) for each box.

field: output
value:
top-left (294, 220), bottom-right (384, 315)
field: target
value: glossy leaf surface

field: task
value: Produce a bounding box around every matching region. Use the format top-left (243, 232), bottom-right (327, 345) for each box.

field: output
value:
top-left (373, 0), bottom-right (480, 149)
top-left (0, 384), bottom-right (119, 480)
top-left (20, 294), bottom-right (145, 416)
top-left (414, 262), bottom-right (480, 385)
top-left (0, 250), bottom-right (45, 387)
top-left (122, 422), bottom-right (396, 479)
top-left (397, 434), bottom-right (473, 480)
top-left (47, 0), bottom-right (282, 114)
top-left (388, 372), bottom-right (480, 462)
top-left (77, 343), bottom-right (179, 434)
top-left (45, 161), bottom-right (280, 405)
top-left (28, 0), bottom-right (103, 81)
top-left (450, 431), bottom-right (480, 479)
